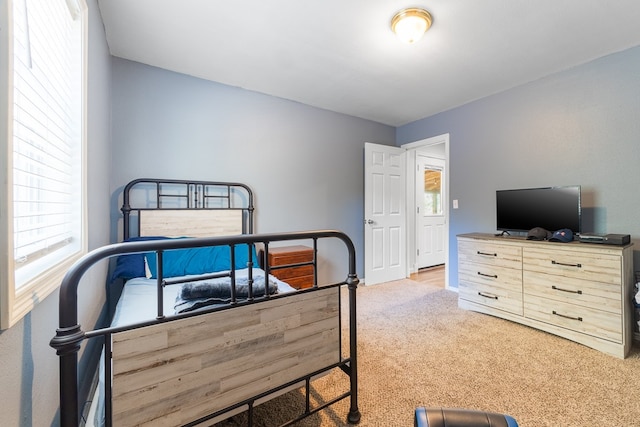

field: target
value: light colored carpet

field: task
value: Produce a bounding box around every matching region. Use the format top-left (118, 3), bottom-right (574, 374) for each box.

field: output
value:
top-left (216, 278), bottom-right (640, 426)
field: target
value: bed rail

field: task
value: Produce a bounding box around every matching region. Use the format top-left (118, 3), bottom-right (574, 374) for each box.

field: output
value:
top-left (50, 230), bottom-right (360, 427)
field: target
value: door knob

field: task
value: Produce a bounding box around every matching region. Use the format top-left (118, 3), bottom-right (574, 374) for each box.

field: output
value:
top-left (365, 219), bottom-right (374, 225)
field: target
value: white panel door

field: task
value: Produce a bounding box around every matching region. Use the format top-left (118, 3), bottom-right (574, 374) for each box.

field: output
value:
top-left (416, 155), bottom-right (446, 268)
top-left (364, 142), bottom-right (406, 285)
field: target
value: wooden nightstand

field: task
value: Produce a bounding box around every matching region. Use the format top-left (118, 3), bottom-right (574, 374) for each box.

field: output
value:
top-left (260, 245), bottom-right (314, 289)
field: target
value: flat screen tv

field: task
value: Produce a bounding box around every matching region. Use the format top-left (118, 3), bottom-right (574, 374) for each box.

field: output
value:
top-left (496, 186), bottom-right (581, 234)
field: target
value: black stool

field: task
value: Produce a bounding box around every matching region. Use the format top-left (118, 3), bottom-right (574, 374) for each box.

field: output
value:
top-left (414, 407), bottom-right (519, 427)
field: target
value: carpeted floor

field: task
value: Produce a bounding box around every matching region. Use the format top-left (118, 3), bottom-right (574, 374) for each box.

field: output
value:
top-left (216, 278), bottom-right (640, 427)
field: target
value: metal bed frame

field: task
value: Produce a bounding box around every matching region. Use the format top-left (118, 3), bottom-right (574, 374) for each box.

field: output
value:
top-left (50, 178), bottom-right (361, 427)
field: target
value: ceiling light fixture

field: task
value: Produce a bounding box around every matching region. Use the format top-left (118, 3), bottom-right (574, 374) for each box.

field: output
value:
top-left (391, 7), bottom-right (433, 44)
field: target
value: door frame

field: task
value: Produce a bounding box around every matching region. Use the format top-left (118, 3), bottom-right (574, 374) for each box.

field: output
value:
top-left (402, 134), bottom-right (450, 289)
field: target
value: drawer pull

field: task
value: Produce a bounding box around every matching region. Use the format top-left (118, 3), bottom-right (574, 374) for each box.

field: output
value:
top-left (551, 260), bottom-right (582, 268)
top-left (552, 285), bottom-right (582, 295)
top-left (478, 292), bottom-right (498, 300)
top-left (477, 251), bottom-right (497, 257)
top-left (552, 310), bottom-right (583, 322)
top-left (477, 271), bottom-right (498, 279)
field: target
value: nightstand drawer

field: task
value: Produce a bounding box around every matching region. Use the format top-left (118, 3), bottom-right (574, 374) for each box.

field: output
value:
top-left (260, 245), bottom-right (314, 289)
top-left (271, 265), bottom-right (314, 279)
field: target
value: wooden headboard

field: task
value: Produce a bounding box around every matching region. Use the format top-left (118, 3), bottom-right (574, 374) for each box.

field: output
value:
top-left (121, 178), bottom-right (254, 239)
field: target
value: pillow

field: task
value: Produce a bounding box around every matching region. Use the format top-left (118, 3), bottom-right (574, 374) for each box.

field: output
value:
top-left (110, 236), bottom-right (170, 281)
top-left (145, 243), bottom-right (260, 279)
top-left (146, 245), bottom-right (217, 278)
top-left (215, 243), bottom-right (260, 272)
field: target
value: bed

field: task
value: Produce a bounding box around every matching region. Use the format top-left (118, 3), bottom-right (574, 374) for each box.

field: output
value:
top-left (50, 178), bottom-right (361, 427)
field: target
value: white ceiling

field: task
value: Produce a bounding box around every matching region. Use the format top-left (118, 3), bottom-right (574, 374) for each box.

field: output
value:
top-left (97, 0), bottom-right (640, 127)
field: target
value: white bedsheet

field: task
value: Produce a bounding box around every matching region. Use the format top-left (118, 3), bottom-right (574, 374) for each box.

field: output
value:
top-left (111, 268), bottom-right (296, 327)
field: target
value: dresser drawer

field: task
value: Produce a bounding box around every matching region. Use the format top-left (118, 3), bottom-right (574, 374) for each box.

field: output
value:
top-left (523, 271), bottom-right (621, 314)
top-left (523, 247), bottom-right (621, 285)
top-left (458, 240), bottom-right (522, 269)
top-left (459, 263), bottom-right (523, 315)
top-left (524, 294), bottom-right (622, 342)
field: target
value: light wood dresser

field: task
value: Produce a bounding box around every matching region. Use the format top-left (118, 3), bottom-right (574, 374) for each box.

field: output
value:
top-left (457, 233), bottom-right (634, 358)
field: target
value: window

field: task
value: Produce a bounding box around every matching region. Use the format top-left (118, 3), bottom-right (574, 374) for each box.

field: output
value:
top-left (423, 167), bottom-right (442, 216)
top-left (1, 0), bottom-right (87, 329)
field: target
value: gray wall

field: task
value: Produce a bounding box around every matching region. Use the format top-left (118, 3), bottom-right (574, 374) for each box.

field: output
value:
top-left (0, 1), bottom-right (112, 425)
top-left (109, 58), bottom-right (396, 281)
top-left (397, 46), bottom-right (640, 287)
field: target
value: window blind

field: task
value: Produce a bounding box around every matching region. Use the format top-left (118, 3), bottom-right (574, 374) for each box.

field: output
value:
top-left (11, 0), bottom-right (83, 288)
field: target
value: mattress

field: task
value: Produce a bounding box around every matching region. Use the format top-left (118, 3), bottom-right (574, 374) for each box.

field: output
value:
top-left (111, 268), bottom-right (296, 325)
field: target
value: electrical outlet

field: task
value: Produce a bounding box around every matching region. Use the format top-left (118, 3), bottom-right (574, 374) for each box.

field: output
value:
top-left (453, 199), bottom-right (459, 209)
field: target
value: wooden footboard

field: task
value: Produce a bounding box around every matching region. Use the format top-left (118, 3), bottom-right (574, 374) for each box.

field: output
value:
top-left (111, 289), bottom-right (340, 426)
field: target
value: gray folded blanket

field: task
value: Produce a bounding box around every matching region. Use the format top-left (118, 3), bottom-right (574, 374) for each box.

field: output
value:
top-left (175, 271), bottom-right (278, 314)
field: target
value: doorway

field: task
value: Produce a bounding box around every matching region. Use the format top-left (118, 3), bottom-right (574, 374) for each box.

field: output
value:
top-left (402, 134), bottom-right (449, 288)
top-left (363, 135), bottom-right (450, 288)
top-left (416, 155), bottom-right (446, 268)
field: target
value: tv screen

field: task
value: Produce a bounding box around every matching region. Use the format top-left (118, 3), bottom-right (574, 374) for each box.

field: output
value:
top-left (496, 186), bottom-right (581, 233)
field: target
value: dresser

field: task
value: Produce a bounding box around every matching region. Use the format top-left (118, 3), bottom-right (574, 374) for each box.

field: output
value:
top-left (457, 233), bottom-right (634, 358)
top-left (260, 245), bottom-right (314, 289)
